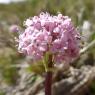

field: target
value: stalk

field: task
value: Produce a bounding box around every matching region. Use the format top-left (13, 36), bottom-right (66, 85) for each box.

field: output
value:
top-left (45, 54), bottom-right (53, 95)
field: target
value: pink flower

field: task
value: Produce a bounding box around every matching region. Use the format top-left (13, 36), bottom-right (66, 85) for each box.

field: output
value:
top-left (10, 25), bottom-right (19, 32)
top-left (18, 12), bottom-right (80, 63)
top-left (24, 19), bottom-right (33, 27)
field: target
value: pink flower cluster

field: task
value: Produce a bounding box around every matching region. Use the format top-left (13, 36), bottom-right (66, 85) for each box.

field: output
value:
top-left (18, 12), bottom-right (80, 63)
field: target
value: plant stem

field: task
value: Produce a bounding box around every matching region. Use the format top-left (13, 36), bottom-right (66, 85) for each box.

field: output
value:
top-left (45, 54), bottom-right (53, 95)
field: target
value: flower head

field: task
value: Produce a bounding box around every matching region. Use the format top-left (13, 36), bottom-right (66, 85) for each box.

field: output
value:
top-left (18, 12), bottom-right (80, 63)
top-left (10, 25), bottom-right (19, 32)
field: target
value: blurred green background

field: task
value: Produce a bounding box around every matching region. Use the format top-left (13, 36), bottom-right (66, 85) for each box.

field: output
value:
top-left (0, 0), bottom-right (95, 95)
